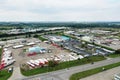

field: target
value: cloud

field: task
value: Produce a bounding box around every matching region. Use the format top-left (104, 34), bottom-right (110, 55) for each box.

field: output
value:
top-left (0, 0), bottom-right (120, 21)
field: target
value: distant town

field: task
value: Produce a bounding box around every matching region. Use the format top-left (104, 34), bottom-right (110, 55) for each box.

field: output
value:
top-left (0, 22), bottom-right (120, 80)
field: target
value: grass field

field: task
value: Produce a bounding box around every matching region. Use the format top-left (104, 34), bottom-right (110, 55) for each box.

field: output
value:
top-left (0, 70), bottom-right (12, 80)
top-left (38, 36), bottom-right (47, 41)
top-left (70, 62), bottom-right (120, 80)
top-left (108, 54), bottom-right (120, 58)
top-left (21, 56), bottom-right (106, 76)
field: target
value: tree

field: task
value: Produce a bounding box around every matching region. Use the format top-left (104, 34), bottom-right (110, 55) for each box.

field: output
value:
top-left (33, 34), bottom-right (39, 38)
top-left (25, 35), bottom-right (28, 38)
top-left (115, 49), bottom-right (120, 54)
top-left (48, 60), bottom-right (59, 67)
top-left (28, 34), bottom-right (31, 37)
top-left (15, 37), bottom-right (17, 39)
top-left (60, 45), bottom-right (63, 48)
top-left (81, 41), bottom-right (88, 48)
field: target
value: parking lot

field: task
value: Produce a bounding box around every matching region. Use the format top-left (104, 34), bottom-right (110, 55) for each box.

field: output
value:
top-left (1, 37), bottom-right (83, 69)
top-left (62, 39), bottom-right (90, 57)
top-left (0, 32), bottom-right (116, 70)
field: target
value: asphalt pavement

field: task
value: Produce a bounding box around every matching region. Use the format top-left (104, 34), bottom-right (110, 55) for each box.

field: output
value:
top-left (16, 57), bottom-right (120, 80)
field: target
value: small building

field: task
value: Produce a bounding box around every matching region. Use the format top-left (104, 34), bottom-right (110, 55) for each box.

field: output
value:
top-left (29, 46), bottom-right (46, 53)
top-left (49, 36), bottom-right (70, 43)
top-left (82, 36), bottom-right (92, 42)
top-left (13, 45), bottom-right (24, 49)
top-left (26, 42), bottom-right (35, 46)
top-left (64, 31), bottom-right (75, 34)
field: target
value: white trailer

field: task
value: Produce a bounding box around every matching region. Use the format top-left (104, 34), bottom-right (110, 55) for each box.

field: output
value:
top-left (13, 45), bottom-right (24, 49)
top-left (4, 59), bottom-right (15, 67)
top-left (26, 42), bottom-right (35, 46)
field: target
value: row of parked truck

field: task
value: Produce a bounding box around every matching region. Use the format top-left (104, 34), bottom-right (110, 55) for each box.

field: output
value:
top-left (0, 48), bottom-right (15, 70)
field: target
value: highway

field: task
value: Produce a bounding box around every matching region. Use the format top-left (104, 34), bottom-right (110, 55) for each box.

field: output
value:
top-left (17, 57), bottom-right (120, 80)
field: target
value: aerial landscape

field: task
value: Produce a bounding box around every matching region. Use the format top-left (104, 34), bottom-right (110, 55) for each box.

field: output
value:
top-left (0, 0), bottom-right (120, 80)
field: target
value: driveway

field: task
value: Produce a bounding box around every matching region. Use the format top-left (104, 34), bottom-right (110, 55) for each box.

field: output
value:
top-left (8, 66), bottom-right (26, 80)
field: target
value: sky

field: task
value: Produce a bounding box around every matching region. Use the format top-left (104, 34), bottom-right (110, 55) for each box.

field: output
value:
top-left (0, 0), bottom-right (120, 22)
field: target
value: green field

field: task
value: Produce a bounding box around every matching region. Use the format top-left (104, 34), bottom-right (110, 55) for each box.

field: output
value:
top-left (0, 70), bottom-right (12, 80)
top-left (38, 36), bottom-right (47, 41)
top-left (70, 62), bottom-right (120, 80)
top-left (108, 54), bottom-right (120, 58)
top-left (21, 56), bottom-right (106, 76)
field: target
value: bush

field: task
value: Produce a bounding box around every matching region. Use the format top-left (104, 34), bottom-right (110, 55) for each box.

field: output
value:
top-left (115, 49), bottom-right (120, 54)
top-left (33, 34), bottom-right (39, 38)
top-left (20, 64), bottom-right (30, 71)
top-left (1, 38), bottom-right (7, 41)
top-left (48, 60), bottom-right (59, 67)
